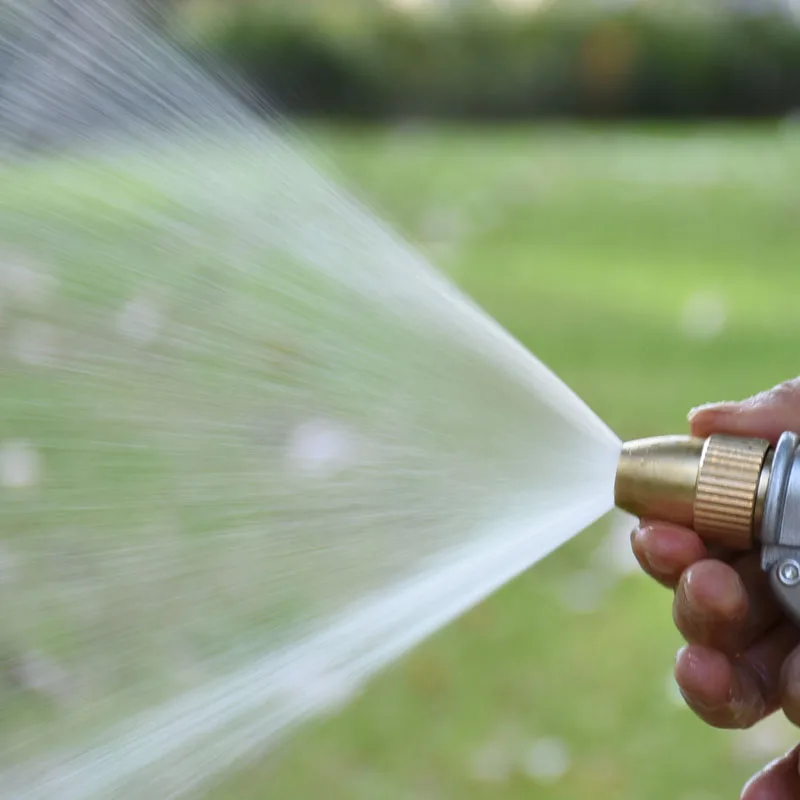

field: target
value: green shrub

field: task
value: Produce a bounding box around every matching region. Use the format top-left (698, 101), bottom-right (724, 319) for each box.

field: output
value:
top-left (195, 7), bottom-right (800, 119)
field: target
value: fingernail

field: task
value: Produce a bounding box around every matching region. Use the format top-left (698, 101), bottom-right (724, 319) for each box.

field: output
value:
top-left (674, 648), bottom-right (717, 713)
top-left (688, 402), bottom-right (736, 421)
top-left (683, 563), bottom-right (747, 621)
top-left (681, 567), bottom-right (701, 608)
top-left (634, 526), bottom-right (673, 575)
top-left (644, 550), bottom-right (673, 577)
top-left (675, 650), bottom-right (732, 716)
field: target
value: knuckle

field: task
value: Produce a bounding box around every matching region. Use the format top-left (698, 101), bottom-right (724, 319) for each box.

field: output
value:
top-left (762, 378), bottom-right (800, 407)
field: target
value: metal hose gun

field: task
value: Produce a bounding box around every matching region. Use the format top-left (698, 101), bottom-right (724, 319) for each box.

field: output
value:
top-left (615, 432), bottom-right (800, 622)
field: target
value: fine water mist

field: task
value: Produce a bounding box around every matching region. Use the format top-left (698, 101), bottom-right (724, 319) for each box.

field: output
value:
top-left (0, 1), bottom-right (622, 796)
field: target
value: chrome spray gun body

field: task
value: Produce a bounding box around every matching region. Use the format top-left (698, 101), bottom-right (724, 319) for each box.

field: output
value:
top-left (616, 432), bottom-right (800, 622)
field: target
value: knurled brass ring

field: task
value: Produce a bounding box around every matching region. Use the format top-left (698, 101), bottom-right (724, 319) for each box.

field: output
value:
top-left (694, 434), bottom-right (771, 549)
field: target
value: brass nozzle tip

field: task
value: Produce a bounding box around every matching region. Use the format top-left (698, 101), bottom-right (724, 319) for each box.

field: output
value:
top-left (614, 436), bottom-right (704, 530)
top-left (615, 434), bottom-right (771, 549)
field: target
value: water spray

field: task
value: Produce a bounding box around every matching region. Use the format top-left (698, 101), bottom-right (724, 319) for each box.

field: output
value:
top-left (616, 432), bottom-right (800, 620)
top-left (0, 1), bottom-right (628, 795)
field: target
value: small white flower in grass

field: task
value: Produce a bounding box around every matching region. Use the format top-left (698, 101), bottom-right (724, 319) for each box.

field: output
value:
top-left (732, 715), bottom-right (798, 761)
top-left (680, 292), bottom-right (727, 341)
top-left (310, 670), bottom-right (358, 716)
top-left (423, 240), bottom-right (459, 265)
top-left (10, 321), bottom-right (57, 366)
top-left (0, 253), bottom-right (55, 307)
top-left (418, 207), bottom-right (468, 251)
top-left (558, 569), bottom-right (607, 614)
top-left (470, 740), bottom-right (514, 784)
top-left (116, 296), bottom-right (163, 345)
top-left (385, 118), bottom-right (429, 146)
top-left (0, 544), bottom-right (17, 585)
top-left (521, 737), bottom-right (571, 784)
top-left (781, 108), bottom-right (800, 132)
top-left (0, 440), bottom-right (41, 489)
top-left (10, 651), bottom-right (70, 700)
top-left (386, 0), bottom-right (430, 11)
top-left (277, 657), bottom-right (358, 718)
top-left (495, 0), bottom-right (552, 11)
top-left (285, 418), bottom-right (355, 477)
top-left (681, 793), bottom-right (723, 800)
top-left (590, 0), bottom-right (639, 8)
top-left (665, 672), bottom-right (686, 708)
top-left (594, 509), bottom-right (640, 577)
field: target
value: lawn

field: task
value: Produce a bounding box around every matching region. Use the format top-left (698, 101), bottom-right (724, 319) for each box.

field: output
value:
top-left (3, 124), bottom-right (800, 800)
top-left (206, 124), bottom-right (800, 800)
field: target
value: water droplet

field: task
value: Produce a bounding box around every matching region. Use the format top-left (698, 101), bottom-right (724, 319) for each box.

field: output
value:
top-left (10, 321), bottom-right (57, 366)
top-left (116, 297), bottom-right (163, 345)
top-left (0, 440), bottom-right (41, 488)
top-left (680, 292), bottom-right (727, 341)
top-left (521, 737), bottom-right (571, 784)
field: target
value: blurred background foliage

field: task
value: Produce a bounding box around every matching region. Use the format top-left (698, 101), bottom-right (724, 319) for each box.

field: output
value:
top-left (172, 0), bottom-right (800, 120)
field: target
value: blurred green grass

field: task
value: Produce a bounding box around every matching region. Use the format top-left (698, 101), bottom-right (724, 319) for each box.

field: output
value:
top-left (205, 124), bottom-right (800, 800)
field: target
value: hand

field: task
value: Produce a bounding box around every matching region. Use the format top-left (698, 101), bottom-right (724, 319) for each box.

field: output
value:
top-left (631, 379), bottom-right (800, 799)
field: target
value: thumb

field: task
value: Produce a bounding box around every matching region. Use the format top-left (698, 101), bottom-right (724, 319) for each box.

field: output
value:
top-left (740, 744), bottom-right (800, 799)
top-left (689, 379), bottom-right (800, 445)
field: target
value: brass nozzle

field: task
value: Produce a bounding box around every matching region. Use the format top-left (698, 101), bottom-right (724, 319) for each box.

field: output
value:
top-left (615, 434), bottom-right (772, 550)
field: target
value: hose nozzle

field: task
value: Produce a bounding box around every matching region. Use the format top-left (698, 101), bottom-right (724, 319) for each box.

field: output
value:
top-left (615, 430), bottom-right (800, 625)
top-left (615, 434), bottom-right (772, 550)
